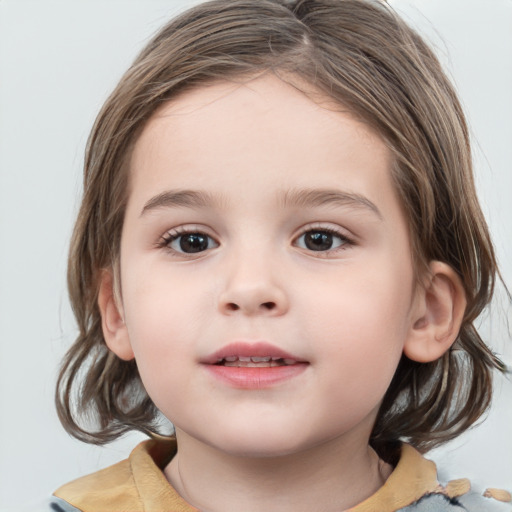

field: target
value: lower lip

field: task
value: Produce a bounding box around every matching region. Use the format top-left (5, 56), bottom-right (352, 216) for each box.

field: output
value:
top-left (204, 364), bottom-right (308, 389)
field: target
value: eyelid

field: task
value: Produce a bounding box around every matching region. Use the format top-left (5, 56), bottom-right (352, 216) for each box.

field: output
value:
top-left (292, 222), bottom-right (355, 240)
top-left (156, 225), bottom-right (220, 256)
top-left (155, 222), bottom-right (356, 257)
top-left (292, 223), bottom-right (356, 253)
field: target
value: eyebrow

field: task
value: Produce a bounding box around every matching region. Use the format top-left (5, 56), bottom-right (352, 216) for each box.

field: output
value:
top-left (140, 187), bottom-right (382, 220)
top-left (140, 189), bottom-right (224, 216)
top-left (280, 188), bottom-right (383, 220)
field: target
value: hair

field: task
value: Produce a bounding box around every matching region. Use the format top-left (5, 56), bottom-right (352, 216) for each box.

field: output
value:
top-left (56, 0), bottom-right (506, 460)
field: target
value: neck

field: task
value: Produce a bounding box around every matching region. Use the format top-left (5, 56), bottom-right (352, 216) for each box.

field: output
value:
top-left (164, 430), bottom-right (393, 512)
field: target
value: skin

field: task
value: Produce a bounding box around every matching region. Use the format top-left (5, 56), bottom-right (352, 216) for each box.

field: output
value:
top-left (99, 74), bottom-right (466, 512)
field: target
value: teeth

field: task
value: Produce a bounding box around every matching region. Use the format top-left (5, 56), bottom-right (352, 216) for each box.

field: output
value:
top-left (218, 356), bottom-right (297, 367)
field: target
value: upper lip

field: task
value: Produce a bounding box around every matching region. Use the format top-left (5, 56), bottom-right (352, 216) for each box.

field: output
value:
top-left (202, 341), bottom-right (306, 364)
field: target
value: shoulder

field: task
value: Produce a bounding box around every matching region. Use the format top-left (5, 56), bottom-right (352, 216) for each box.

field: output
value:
top-left (52, 438), bottom-right (195, 512)
top-left (52, 454), bottom-right (141, 512)
top-left (399, 491), bottom-right (512, 511)
top-left (351, 444), bottom-right (511, 512)
top-left (395, 462), bottom-right (512, 512)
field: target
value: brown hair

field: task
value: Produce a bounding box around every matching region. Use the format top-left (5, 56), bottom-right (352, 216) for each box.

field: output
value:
top-left (56, 0), bottom-right (505, 458)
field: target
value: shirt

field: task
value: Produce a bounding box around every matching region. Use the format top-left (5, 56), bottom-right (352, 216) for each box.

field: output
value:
top-left (47, 439), bottom-right (511, 512)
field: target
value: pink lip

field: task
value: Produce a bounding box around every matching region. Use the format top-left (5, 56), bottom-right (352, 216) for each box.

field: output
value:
top-left (203, 341), bottom-right (305, 364)
top-left (202, 341), bottom-right (308, 389)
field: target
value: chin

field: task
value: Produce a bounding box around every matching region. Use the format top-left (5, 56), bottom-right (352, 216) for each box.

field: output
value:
top-left (201, 425), bottom-right (318, 459)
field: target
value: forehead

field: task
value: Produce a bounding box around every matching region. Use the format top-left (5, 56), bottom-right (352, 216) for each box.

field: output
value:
top-left (128, 74), bottom-right (401, 221)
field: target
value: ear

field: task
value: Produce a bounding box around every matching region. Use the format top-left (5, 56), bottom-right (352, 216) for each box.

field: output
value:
top-left (404, 261), bottom-right (467, 363)
top-left (97, 269), bottom-right (135, 361)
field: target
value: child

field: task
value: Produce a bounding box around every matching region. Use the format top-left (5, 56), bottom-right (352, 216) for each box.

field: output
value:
top-left (47, 0), bottom-right (510, 510)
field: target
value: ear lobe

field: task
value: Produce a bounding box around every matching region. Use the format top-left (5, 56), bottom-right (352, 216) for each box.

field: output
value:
top-left (97, 269), bottom-right (135, 361)
top-left (404, 261), bottom-right (467, 363)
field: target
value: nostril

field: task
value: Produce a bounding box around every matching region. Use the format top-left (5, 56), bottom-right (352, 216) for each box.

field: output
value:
top-left (221, 300), bottom-right (280, 314)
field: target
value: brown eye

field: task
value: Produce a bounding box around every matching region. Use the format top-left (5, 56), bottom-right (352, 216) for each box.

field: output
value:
top-left (296, 230), bottom-right (348, 252)
top-left (166, 232), bottom-right (219, 254)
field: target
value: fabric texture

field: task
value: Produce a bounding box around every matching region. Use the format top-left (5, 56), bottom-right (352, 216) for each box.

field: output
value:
top-left (52, 439), bottom-right (511, 512)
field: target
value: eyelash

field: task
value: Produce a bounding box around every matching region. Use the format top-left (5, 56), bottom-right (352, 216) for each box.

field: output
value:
top-left (157, 226), bottom-right (219, 256)
top-left (157, 225), bottom-right (355, 257)
top-left (294, 226), bottom-right (354, 255)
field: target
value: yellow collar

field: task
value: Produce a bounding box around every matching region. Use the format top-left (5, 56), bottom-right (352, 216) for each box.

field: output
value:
top-left (55, 440), bottom-right (439, 512)
top-left (348, 444), bottom-right (439, 512)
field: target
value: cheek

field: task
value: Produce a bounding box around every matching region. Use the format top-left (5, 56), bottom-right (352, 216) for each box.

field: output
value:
top-left (305, 260), bottom-right (412, 335)
top-left (301, 262), bottom-right (413, 384)
top-left (120, 267), bottom-right (211, 379)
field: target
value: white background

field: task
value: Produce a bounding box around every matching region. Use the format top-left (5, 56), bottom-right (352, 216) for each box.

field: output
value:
top-left (0, 0), bottom-right (511, 508)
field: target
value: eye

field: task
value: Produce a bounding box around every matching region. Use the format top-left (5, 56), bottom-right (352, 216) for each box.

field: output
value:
top-left (160, 230), bottom-right (219, 254)
top-left (295, 228), bottom-right (351, 252)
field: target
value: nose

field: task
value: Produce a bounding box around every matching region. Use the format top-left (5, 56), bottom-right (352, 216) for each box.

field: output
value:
top-left (217, 252), bottom-right (289, 317)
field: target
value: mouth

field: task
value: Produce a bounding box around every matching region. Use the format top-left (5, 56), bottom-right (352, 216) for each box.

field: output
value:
top-left (204, 341), bottom-right (306, 366)
top-left (215, 356), bottom-right (298, 368)
top-left (203, 342), bottom-right (308, 388)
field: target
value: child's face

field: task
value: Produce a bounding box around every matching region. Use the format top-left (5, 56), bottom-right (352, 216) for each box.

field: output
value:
top-left (112, 74), bottom-right (420, 457)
